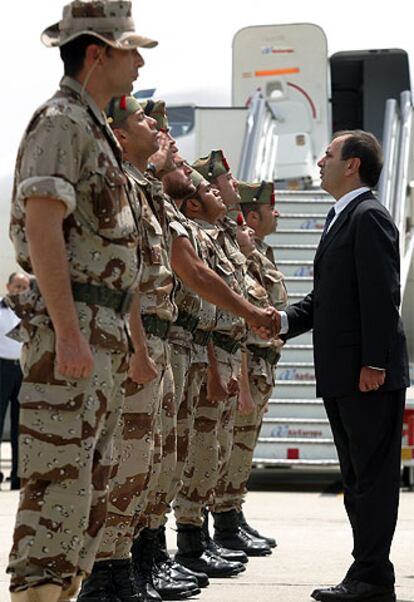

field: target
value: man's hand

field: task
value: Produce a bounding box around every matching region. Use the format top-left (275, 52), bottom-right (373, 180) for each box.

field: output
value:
top-left (55, 332), bottom-right (94, 380)
top-left (238, 388), bottom-right (255, 416)
top-left (359, 366), bottom-right (386, 393)
top-left (207, 368), bottom-right (228, 401)
top-left (227, 376), bottom-right (240, 398)
top-left (249, 307), bottom-right (281, 340)
top-left (128, 352), bottom-right (159, 385)
top-left (149, 132), bottom-right (176, 178)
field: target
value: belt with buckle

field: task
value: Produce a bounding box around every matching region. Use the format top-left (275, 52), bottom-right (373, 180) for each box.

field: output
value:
top-left (142, 314), bottom-right (172, 340)
top-left (192, 329), bottom-right (212, 347)
top-left (174, 310), bottom-right (200, 334)
top-left (212, 332), bottom-right (242, 355)
top-left (72, 282), bottom-right (134, 315)
top-left (247, 344), bottom-right (280, 365)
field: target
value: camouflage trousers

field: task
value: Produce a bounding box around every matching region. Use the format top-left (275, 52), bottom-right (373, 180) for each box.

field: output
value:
top-left (211, 374), bottom-right (272, 513)
top-left (8, 327), bottom-right (128, 592)
top-left (96, 336), bottom-right (172, 560)
top-left (135, 343), bottom-right (190, 532)
top-left (174, 349), bottom-right (241, 527)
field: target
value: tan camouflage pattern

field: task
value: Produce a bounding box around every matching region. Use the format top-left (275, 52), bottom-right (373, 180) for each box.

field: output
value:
top-left (10, 77), bottom-right (140, 352)
top-left (126, 165), bottom-right (178, 322)
top-left (195, 219), bottom-right (245, 340)
top-left (96, 335), bottom-right (171, 560)
top-left (135, 344), bottom-right (189, 531)
top-left (41, 1), bottom-right (158, 50)
top-left (8, 327), bottom-right (128, 591)
top-left (174, 355), bottom-right (240, 528)
top-left (254, 238), bottom-right (288, 310)
top-left (211, 375), bottom-right (272, 513)
top-left (213, 255), bottom-right (286, 513)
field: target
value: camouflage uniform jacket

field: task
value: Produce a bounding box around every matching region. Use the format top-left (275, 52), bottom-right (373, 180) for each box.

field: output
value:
top-left (125, 164), bottom-right (178, 322)
top-left (244, 258), bottom-right (280, 384)
top-left (253, 238), bottom-right (288, 310)
top-left (9, 76), bottom-right (140, 351)
top-left (195, 219), bottom-right (245, 342)
top-left (217, 216), bottom-right (248, 297)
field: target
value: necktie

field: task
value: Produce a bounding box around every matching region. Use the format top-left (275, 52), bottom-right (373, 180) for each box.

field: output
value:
top-left (321, 207), bottom-right (336, 241)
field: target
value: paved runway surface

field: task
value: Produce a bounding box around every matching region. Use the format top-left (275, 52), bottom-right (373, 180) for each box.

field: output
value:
top-left (0, 462), bottom-right (413, 601)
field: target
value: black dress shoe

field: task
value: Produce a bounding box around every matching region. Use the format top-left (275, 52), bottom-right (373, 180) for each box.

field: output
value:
top-left (169, 561), bottom-right (209, 588)
top-left (175, 551), bottom-right (242, 578)
top-left (311, 579), bottom-right (396, 602)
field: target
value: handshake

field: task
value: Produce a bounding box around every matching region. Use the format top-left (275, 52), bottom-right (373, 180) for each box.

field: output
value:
top-left (249, 306), bottom-right (281, 339)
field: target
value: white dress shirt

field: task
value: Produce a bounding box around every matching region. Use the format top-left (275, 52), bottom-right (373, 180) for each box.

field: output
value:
top-left (0, 299), bottom-right (22, 360)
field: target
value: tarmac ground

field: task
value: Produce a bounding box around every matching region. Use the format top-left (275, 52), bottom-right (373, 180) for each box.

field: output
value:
top-left (0, 458), bottom-right (413, 602)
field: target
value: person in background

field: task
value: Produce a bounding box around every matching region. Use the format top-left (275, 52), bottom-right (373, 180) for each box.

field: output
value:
top-left (0, 272), bottom-right (30, 490)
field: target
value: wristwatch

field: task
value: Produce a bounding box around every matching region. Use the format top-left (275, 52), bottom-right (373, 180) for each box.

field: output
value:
top-left (146, 161), bottom-right (157, 176)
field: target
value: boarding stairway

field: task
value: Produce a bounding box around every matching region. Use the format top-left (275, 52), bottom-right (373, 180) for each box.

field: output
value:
top-left (238, 90), bottom-right (414, 469)
top-left (254, 190), bottom-right (337, 466)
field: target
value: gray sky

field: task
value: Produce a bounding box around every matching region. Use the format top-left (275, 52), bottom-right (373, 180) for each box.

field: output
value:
top-left (0, 0), bottom-right (413, 177)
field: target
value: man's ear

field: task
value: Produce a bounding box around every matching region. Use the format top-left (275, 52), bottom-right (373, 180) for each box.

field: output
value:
top-left (346, 157), bottom-right (361, 175)
top-left (246, 209), bottom-right (260, 229)
top-left (84, 43), bottom-right (106, 69)
top-left (186, 197), bottom-right (202, 213)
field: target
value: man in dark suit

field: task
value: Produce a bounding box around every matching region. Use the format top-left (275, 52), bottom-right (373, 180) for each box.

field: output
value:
top-left (277, 130), bottom-right (409, 602)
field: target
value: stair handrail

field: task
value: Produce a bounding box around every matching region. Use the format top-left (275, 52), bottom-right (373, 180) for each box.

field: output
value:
top-left (378, 98), bottom-right (400, 215)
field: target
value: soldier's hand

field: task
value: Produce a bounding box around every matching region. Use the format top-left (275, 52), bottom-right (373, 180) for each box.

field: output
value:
top-left (227, 377), bottom-right (240, 397)
top-left (129, 353), bottom-right (159, 385)
top-left (149, 132), bottom-right (176, 178)
top-left (207, 367), bottom-right (228, 402)
top-left (55, 332), bottom-right (94, 380)
top-left (250, 307), bottom-right (280, 340)
top-left (238, 389), bottom-right (255, 416)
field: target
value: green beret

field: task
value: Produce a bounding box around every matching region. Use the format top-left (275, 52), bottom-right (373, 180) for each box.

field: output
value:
top-left (192, 149), bottom-right (230, 182)
top-left (105, 96), bottom-right (142, 128)
top-left (138, 99), bottom-right (169, 131)
top-left (239, 181), bottom-right (275, 206)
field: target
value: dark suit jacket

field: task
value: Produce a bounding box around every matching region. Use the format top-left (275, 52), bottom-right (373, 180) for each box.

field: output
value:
top-left (286, 190), bottom-right (410, 398)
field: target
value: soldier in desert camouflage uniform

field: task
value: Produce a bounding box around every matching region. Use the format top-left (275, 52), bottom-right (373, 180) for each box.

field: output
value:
top-left (77, 96), bottom-right (199, 602)
top-left (6, 3), bottom-right (158, 601)
top-left (191, 152), bottom-right (272, 557)
top-left (212, 182), bottom-right (287, 549)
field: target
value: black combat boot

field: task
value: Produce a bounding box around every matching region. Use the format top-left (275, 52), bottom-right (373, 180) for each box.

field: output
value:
top-left (213, 510), bottom-right (272, 557)
top-left (77, 559), bottom-right (140, 602)
top-left (148, 529), bottom-right (200, 600)
top-left (202, 510), bottom-right (248, 566)
top-left (175, 523), bottom-right (242, 577)
top-left (238, 510), bottom-right (277, 548)
top-left (136, 527), bottom-right (200, 600)
top-left (131, 532), bottom-right (162, 602)
top-left (155, 525), bottom-right (209, 588)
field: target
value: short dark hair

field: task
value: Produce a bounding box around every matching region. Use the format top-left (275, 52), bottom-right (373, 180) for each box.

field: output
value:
top-left (240, 203), bottom-right (261, 221)
top-left (59, 34), bottom-right (108, 77)
top-left (7, 272), bottom-right (17, 285)
top-left (334, 129), bottom-right (383, 188)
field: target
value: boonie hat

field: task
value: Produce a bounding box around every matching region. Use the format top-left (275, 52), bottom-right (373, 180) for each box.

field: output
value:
top-left (41, 0), bottom-right (158, 50)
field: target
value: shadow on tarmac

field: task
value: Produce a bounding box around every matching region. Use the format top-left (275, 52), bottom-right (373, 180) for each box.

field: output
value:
top-left (247, 467), bottom-right (343, 494)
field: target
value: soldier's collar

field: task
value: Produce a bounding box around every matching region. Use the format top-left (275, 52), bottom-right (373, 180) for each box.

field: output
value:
top-left (60, 76), bottom-right (107, 125)
top-left (124, 161), bottom-right (147, 186)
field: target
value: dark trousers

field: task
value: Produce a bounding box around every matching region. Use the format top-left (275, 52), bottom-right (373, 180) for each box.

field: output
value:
top-left (324, 388), bottom-right (405, 587)
top-left (0, 358), bottom-right (22, 481)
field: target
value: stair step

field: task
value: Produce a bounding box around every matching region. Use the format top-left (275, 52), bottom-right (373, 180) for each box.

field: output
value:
top-left (260, 417), bottom-right (332, 439)
top-left (268, 229), bottom-right (323, 246)
top-left (276, 364), bottom-right (316, 381)
top-left (280, 346), bottom-right (314, 363)
top-left (271, 244), bottom-right (317, 261)
top-left (284, 276), bottom-right (314, 293)
top-left (276, 260), bottom-right (314, 277)
top-left (278, 215), bottom-right (327, 229)
top-left (272, 381), bottom-right (317, 399)
top-left (267, 399), bottom-right (326, 419)
top-left (284, 331), bottom-right (312, 345)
